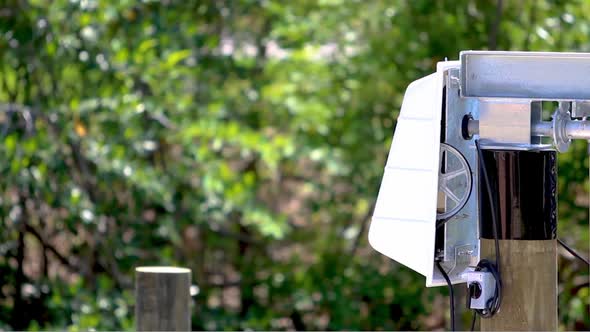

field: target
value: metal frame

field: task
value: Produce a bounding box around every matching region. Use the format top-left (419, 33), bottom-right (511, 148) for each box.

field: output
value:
top-left (461, 51), bottom-right (590, 100)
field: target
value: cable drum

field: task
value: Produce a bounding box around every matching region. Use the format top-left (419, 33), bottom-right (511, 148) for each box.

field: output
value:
top-left (437, 143), bottom-right (472, 220)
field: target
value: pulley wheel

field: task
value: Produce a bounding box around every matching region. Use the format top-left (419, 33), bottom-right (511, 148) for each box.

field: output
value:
top-left (437, 143), bottom-right (472, 220)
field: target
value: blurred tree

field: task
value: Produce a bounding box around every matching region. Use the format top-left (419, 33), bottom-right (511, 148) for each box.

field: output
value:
top-left (0, 0), bottom-right (587, 330)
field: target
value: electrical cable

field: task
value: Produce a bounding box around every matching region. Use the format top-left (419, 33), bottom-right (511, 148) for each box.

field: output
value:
top-left (470, 311), bottom-right (477, 331)
top-left (472, 140), bottom-right (503, 319)
top-left (435, 260), bottom-right (455, 331)
top-left (560, 141), bottom-right (590, 265)
top-left (557, 238), bottom-right (590, 266)
top-left (436, 217), bottom-right (451, 229)
top-left (475, 140), bottom-right (501, 275)
top-left (558, 140), bottom-right (590, 264)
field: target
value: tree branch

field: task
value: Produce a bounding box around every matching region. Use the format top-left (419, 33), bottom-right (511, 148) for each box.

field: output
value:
top-left (488, 0), bottom-right (503, 50)
top-left (523, 1), bottom-right (537, 51)
top-left (24, 223), bottom-right (79, 272)
top-left (349, 202), bottom-right (375, 257)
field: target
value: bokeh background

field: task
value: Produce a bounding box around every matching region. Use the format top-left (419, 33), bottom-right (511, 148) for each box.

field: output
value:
top-left (0, 0), bottom-right (589, 330)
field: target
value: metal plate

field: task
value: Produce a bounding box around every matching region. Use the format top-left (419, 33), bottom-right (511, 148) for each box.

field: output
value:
top-left (478, 99), bottom-right (531, 145)
top-left (439, 68), bottom-right (480, 283)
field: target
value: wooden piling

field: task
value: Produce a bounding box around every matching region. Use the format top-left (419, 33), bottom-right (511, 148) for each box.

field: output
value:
top-left (135, 266), bottom-right (192, 331)
top-left (479, 239), bottom-right (557, 331)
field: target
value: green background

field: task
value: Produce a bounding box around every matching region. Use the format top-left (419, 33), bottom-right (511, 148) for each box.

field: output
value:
top-left (0, 0), bottom-right (588, 330)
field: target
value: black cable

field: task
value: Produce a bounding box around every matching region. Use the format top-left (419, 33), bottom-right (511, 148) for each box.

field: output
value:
top-left (473, 140), bottom-right (503, 318)
top-left (470, 311), bottom-right (478, 332)
top-left (475, 140), bottom-right (501, 274)
top-left (557, 238), bottom-right (590, 266)
top-left (436, 217), bottom-right (451, 229)
top-left (436, 260), bottom-right (455, 331)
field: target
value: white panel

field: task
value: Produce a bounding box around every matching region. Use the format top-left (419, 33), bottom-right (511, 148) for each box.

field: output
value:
top-left (397, 74), bottom-right (443, 120)
top-left (373, 168), bottom-right (438, 222)
top-left (387, 119), bottom-right (438, 171)
top-left (368, 217), bottom-right (433, 276)
top-left (369, 66), bottom-right (446, 281)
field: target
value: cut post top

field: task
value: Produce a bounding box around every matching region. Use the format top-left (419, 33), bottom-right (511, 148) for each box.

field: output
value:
top-left (136, 266), bottom-right (191, 274)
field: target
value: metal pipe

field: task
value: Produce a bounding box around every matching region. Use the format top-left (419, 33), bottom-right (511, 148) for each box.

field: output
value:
top-left (467, 119), bottom-right (479, 136)
top-left (531, 121), bottom-right (552, 137)
top-left (565, 120), bottom-right (590, 140)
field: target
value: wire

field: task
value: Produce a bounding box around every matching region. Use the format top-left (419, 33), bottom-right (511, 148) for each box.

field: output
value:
top-left (436, 260), bottom-right (455, 331)
top-left (557, 238), bottom-right (590, 266)
top-left (475, 140), bottom-right (501, 274)
top-left (473, 140), bottom-right (503, 318)
top-left (436, 217), bottom-right (451, 229)
top-left (470, 311), bottom-right (477, 331)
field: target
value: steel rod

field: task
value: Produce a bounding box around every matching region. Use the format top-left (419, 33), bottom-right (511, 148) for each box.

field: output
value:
top-left (566, 121), bottom-right (590, 140)
top-left (531, 121), bottom-right (552, 137)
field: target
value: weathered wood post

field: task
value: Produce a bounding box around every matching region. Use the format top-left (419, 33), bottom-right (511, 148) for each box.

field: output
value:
top-left (135, 266), bottom-right (192, 331)
top-left (480, 240), bottom-right (557, 330)
top-left (479, 150), bottom-right (558, 331)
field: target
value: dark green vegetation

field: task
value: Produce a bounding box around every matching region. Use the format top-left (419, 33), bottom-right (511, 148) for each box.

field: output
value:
top-left (0, 0), bottom-right (588, 330)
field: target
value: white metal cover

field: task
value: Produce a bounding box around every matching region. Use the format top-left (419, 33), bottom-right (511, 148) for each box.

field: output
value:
top-left (369, 61), bottom-right (458, 287)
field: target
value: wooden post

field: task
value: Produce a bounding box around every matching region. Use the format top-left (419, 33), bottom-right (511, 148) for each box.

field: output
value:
top-left (135, 266), bottom-right (192, 331)
top-left (452, 284), bottom-right (467, 331)
top-left (480, 239), bottom-right (557, 331)
top-left (478, 150), bottom-right (558, 331)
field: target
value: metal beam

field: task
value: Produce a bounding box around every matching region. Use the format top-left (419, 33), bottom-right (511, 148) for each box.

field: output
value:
top-left (461, 51), bottom-right (590, 99)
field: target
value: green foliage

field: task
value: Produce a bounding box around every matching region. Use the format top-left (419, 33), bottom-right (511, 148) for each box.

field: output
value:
top-left (0, 0), bottom-right (588, 330)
